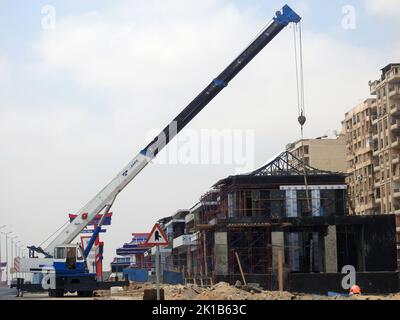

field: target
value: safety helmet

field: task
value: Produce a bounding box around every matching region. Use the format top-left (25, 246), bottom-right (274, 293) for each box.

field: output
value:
top-left (349, 285), bottom-right (361, 295)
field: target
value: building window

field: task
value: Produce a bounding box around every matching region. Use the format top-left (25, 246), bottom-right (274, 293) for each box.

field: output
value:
top-left (250, 190), bottom-right (287, 219)
top-left (270, 190), bottom-right (286, 218)
top-left (296, 190), bottom-right (311, 217)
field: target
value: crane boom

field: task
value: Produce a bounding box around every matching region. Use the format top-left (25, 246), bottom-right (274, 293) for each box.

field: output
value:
top-left (42, 4), bottom-right (301, 256)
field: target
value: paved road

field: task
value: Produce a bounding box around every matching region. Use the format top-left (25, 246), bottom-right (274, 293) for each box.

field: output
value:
top-left (0, 287), bottom-right (18, 300)
top-left (0, 286), bottom-right (100, 300)
top-left (0, 287), bottom-right (97, 300)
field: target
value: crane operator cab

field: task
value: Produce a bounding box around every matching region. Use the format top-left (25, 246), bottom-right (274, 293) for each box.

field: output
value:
top-left (53, 244), bottom-right (86, 274)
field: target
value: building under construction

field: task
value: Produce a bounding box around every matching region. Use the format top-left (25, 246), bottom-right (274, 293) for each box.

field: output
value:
top-left (165, 151), bottom-right (398, 293)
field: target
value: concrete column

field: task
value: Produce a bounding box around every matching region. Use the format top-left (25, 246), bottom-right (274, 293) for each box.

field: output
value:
top-left (214, 232), bottom-right (228, 276)
top-left (324, 225), bottom-right (338, 273)
top-left (272, 232), bottom-right (285, 268)
top-left (272, 232), bottom-right (284, 289)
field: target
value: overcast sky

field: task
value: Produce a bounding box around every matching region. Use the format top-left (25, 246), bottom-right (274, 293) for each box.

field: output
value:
top-left (0, 0), bottom-right (399, 268)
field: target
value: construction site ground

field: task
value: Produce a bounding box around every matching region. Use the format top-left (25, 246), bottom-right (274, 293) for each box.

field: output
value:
top-left (93, 282), bottom-right (400, 301)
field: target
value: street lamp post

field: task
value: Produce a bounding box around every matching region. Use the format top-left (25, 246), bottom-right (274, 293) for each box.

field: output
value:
top-left (10, 236), bottom-right (17, 283)
top-left (0, 226), bottom-right (5, 284)
top-left (3, 232), bottom-right (12, 285)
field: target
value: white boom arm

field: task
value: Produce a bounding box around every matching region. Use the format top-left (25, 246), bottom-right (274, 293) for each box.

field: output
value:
top-left (44, 151), bottom-right (153, 255)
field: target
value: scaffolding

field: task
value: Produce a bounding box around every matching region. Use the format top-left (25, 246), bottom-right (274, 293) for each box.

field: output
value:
top-left (228, 227), bottom-right (273, 289)
top-left (157, 152), bottom-right (349, 290)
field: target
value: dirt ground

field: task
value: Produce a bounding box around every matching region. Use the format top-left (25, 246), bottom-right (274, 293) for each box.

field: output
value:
top-left (94, 282), bottom-right (400, 301)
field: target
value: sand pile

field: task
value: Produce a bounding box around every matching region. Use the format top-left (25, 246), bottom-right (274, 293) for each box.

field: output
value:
top-left (97, 281), bottom-right (296, 300)
top-left (193, 282), bottom-right (295, 300)
top-left (164, 284), bottom-right (202, 300)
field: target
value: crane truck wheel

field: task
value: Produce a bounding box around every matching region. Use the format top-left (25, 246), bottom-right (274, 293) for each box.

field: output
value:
top-left (49, 289), bottom-right (64, 297)
top-left (77, 291), bottom-right (93, 297)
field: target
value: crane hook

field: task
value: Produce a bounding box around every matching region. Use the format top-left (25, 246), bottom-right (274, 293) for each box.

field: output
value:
top-left (298, 114), bottom-right (306, 127)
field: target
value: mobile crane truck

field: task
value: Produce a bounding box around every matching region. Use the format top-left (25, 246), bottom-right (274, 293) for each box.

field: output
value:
top-left (16, 4), bottom-right (301, 297)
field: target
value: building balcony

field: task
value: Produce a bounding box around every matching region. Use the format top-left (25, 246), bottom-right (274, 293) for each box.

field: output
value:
top-left (394, 189), bottom-right (400, 199)
top-left (393, 138), bottom-right (400, 149)
top-left (172, 234), bottom-right (197, 249)
top-left (373, 148), bottom-right (381, 157)
top-left (389, 86), bottom-right (400, 99)
top-left (390, 104), bottom-right (400, 117)
top-left (393, 154), bottom-right (400, 165)
top-left (387, 68), bottom-right (400, 84)
top-left (391, 119), bottom-right (400, 133)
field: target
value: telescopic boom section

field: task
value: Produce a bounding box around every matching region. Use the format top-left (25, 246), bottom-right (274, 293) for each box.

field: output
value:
top-left (43, 5), bottom-right (301, 256)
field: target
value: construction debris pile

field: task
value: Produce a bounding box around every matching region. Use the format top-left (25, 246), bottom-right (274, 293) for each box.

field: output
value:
top-left (95, 282), bottom-right (295, 300)
top-left (94, 282), bottom-right (400, 301)
top-left (167, 282), bottom-right (296, 301)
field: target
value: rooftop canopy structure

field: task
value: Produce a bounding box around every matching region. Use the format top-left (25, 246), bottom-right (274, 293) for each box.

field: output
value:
top-left (251, 151), bottom-right (340, 176)
top-left (214, 151), bottom-right (346, 189)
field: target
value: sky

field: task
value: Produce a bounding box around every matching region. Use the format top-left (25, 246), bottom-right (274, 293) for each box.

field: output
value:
top-left (0, 0), bottom-right (399, 268)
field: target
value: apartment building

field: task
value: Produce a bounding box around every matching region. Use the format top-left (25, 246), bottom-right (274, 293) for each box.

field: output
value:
top-left (286, 136), bottom-right (347, 173)
top-left (342, 64), bottom-right (400, 267)
top-left (343, 99), bottom-right (377, 215)
top-left (369, 63), bottom-right (400, 216)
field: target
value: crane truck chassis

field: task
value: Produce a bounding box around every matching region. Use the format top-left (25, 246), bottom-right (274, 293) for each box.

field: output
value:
top-left (16, 4), bottom-right (301, 297)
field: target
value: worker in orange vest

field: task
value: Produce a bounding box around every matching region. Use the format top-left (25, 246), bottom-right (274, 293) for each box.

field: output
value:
top-left (349, 285), bottom-right (361, 295)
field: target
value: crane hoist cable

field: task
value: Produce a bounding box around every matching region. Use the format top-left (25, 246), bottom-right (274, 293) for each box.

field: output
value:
top-left (293, 22), bottom-right (311, 213)
top-left (38, 220), bottom-right (70, 248)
